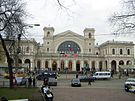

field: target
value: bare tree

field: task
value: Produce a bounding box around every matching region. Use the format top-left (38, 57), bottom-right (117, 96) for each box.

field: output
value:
top-left (0, 0), bottom-right (27, 88)
top-left (109, 0), bottom-right (135, 35)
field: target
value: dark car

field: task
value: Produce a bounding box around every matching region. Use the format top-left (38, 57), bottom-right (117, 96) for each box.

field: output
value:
top-left (48, 78), bottom-right (57, 86)
top-left (36, 71), bottom-right (57, 80)
top-left (36, 73), bottom-right (47, 80)
top-left (79, 75), bottom-right (95, 82)
top-left (71, 78), bottom-right (81, 87)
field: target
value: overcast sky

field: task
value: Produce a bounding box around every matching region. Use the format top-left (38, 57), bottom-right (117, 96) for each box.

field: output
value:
top-left (24, 0), bottom-right (135, 44)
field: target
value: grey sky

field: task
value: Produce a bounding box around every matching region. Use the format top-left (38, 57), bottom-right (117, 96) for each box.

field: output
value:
top-left (24, 0), bottom-right (135, 44)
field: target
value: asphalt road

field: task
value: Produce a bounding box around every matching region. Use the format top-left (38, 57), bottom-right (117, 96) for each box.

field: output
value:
top-left (37, 75), bottom-right (135, 101)
top-left (52, 87), bottom-right (135, 101)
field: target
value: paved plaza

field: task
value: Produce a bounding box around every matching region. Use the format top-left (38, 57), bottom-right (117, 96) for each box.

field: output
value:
top-left (36, 74), bottom-right (135, 101)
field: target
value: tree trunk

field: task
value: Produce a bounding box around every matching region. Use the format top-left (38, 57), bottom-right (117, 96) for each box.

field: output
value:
top-left (0, 33), bottom-right (14, 88)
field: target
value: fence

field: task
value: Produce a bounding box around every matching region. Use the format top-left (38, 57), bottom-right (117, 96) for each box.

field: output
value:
top-left (0, 80), bottom-right (9, 87)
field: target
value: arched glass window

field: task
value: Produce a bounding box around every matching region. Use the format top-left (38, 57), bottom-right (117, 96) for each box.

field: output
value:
top-left (120, 49), bottom-right (123, 55)
top-left (127, 49), bottom-right (130, 55)
top-left (57, 41), bottom-right (81, 54)
top-left (112, 49), bottom-right (115, 54)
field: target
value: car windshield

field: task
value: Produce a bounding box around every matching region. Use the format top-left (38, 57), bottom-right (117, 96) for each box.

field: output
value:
top-left (49, 78), bottom-right (56, 81)
top-left (16, 77), bottom-right (23, 80)
top-left (72, 79), bottom-right (79, 82)
top-left (127, 80), bottom-right (135, 82)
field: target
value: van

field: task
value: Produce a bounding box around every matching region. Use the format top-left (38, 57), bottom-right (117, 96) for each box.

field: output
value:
top-left (92, 71), bottom-right (111, 80)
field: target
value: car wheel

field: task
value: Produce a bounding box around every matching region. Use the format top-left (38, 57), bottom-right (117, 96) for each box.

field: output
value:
top-left (125, 87), bottom-right (129, 92)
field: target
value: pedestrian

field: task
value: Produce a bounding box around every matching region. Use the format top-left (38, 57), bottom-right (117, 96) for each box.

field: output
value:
top-left (24, 79), bottom-right (27, 88)
top-left (43, 77), bottom-right (48, 86)
top-left (28, 76), bottom-right (32, 87)
top-left (88, 79), bottom-right (91, 85)
top-left (33, 77), bottom-right (36, 87)
top-left (76, 72), bottom-right (79, 78)
top-left (111, 70), bottom-right (114, 78)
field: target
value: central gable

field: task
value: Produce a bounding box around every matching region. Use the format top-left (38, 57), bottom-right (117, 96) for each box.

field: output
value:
top-left (54, 30), bottom-right (84, 39)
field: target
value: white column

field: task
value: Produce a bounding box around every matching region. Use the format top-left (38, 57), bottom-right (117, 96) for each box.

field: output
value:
top-left (81, 60), bottom-right (84, 68)
top-left (96, 61), bottom-right (99, 71)
top-left (116, 61), bottom-right (119, 72)
top-left (65, 59), bottom-right (68, 68)
top-left (88, 60), bottom-right (90, 67)
top-left (49, 60), bottom-right (52, 68)
top-left (102, 61), bottom-right (105, 71)
top-left (57, 60), bottom-right (60, 69)
top-left (108, 60), bottom-right (111, 71)
top-left (72, 60), bottom-right (76, 71)
top-left (42, 60), bottom-right (44, 68)
top-left (30, 59), bottom-right (33, 69)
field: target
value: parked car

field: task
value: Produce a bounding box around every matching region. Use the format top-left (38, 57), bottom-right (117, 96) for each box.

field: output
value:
top-left (92, 71), bottom-right (111, 80)
top-left (79, 75), bottom-right (95, 82)
top-left (36, 71), bottom-right (57, 80)
top-left (71, 78), bottom-right (81, 87)
top-left (124, 78), bottom-right (135, 93)
top-left (48, 78), bottom-right (57, 86)
top-left (15, 77), bottom-right (27, 86)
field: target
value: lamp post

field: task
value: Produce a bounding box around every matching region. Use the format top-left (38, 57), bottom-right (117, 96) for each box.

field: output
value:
top-left (9, 23), bottom-right (40, 87)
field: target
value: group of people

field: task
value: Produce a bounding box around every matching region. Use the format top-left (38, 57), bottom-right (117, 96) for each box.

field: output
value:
top-left (27, 76), bottom-right (36, 87)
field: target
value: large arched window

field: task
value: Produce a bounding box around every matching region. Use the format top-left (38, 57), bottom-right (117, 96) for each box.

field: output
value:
top-left (57, 41), bottom-right (81, 54)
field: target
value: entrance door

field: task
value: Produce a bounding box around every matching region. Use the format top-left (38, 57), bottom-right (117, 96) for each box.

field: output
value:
top-left (52, 61), bottom-right (57, 71)
top-left (76, 60), bottom-right (80, 71)
top-left (111, 60), bottom-right (117, 73)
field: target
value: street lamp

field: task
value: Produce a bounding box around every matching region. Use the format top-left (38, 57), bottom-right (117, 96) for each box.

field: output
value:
top-left (28, 24), bottom-right (40, 28)
top-left (15, 23), bottom-right (40, 67)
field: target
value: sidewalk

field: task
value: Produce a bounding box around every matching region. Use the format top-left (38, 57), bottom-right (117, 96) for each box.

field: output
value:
top-left (57, 74), bottom-right (76, 80)
top-left (57, 73), bottom-right (131, 80)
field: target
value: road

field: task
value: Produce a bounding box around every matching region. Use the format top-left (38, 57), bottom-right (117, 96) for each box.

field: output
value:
top-left (52, 87), bottom-right (135, 101)
top-left (37, 75), bottom-right (135, 101)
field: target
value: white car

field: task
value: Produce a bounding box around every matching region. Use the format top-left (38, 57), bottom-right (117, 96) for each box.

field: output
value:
top-left (124, 78), bottom-right (135, 93)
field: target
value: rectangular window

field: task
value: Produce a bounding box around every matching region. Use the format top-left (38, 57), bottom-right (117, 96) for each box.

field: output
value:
top-left (112, 49), bottom-right (115, 54)
top-left (120, 49), bottom-right (123, 55)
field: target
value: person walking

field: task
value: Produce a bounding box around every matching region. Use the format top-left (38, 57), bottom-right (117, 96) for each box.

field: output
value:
top-left (76, 72), bottom-right (79, 78)
top-left (43, 77), bottom-right (48, 86)
top-left (28, 76), bottom-right (32, 87)
top-left (33, 77), bottom-right (36, 87)
top-left (88, 78), bottom-right (91, 85)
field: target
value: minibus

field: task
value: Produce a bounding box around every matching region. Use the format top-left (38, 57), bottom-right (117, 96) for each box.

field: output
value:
top-left (93, 71), bottom-right (111, 80)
